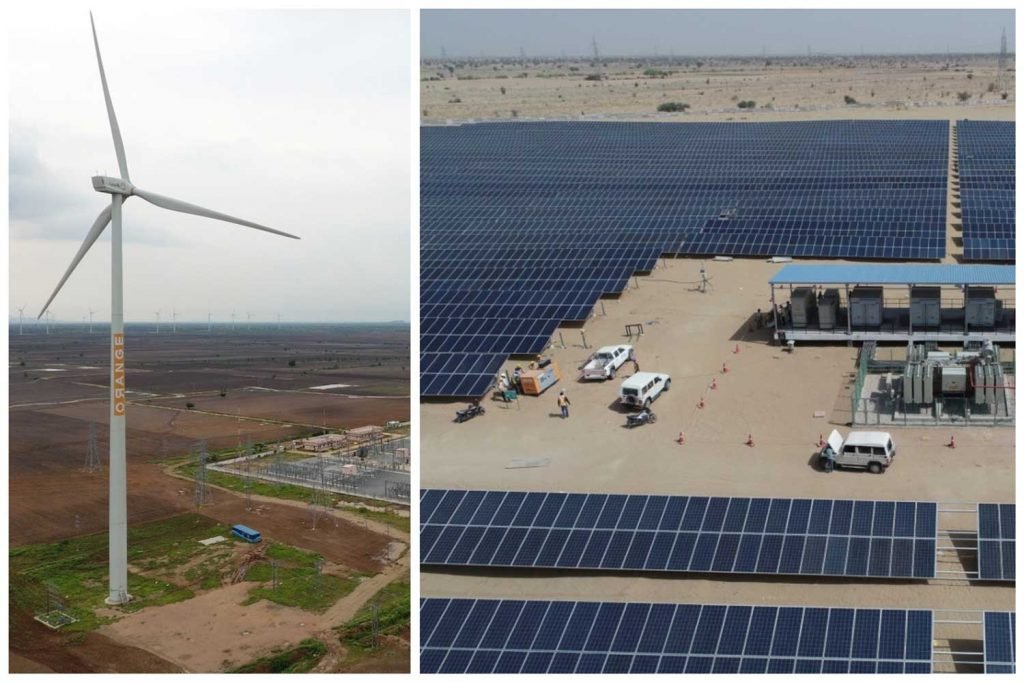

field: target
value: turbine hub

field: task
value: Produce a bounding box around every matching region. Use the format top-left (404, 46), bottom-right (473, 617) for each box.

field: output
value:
top-left (92, 175), bottom-right (133, 196)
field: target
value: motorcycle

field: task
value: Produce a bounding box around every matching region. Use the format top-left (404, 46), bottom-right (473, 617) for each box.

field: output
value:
top-left (455, 402), bottom-right (485, 423)
top-left (625, 407), bottom-right (656, 428)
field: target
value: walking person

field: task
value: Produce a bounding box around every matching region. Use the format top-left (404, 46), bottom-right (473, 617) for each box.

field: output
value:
top-left (629, 348), bottom-right (640, 374)
top-left (557, 390), bottom-right (571, 419)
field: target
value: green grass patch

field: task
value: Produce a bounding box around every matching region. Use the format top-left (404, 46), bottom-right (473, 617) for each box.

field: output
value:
top-left (230, 638), bottom-right (327, 673)
top-left (9, 513), bottom-right (231, 631)
top-left (334, 579), bottom-right (410, 665)
top-left (243, 566), bottom-right (361, 613)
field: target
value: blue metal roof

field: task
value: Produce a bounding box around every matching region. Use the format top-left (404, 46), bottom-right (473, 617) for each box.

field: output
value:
top-left (769, 264), bottom-right (1015, 286)
top-left (232, 524), bottom-right (260, 535)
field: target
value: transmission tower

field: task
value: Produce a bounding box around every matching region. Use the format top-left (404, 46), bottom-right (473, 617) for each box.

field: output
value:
top-left (371, 602), bottom-right (381, 649)
top-left (242, 438), bottom-right (255, 511)
top-left (308, 455), bottom-right (334, 529)
top-left (193, 441), bottom-right (213, 507)
top-left (997, 27), bottom-right (1008, 93)
top-left (84, 422), bottom-right (102, 472)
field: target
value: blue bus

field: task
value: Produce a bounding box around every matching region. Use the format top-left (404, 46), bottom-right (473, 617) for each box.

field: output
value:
top-left (231, 524), bottom-right (262, 543)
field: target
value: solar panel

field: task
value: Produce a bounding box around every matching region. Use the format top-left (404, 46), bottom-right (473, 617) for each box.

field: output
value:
top-left (421, 120), bottom-right (950, 398)
top-left (421, 491), bottom-right (938, 579)
top-left (421, 598), bottom-right (933, 674)
top-left (957, 121), bottom-right (1015, 261)
top-left (984, 612), bottom-right (1016, 673)
top-left (977, 503), bottom-right (1015, 581)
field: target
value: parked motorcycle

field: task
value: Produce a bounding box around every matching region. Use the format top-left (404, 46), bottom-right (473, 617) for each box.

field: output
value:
top-left (625, 407), bottom-right (656, 428)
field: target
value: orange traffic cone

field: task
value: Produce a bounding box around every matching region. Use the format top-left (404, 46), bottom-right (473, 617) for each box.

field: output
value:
top-left (722, 362), bottom-right (729, 374)
top-left (698, 397), bottom-right (705, 409)
top-left (710, 378), bottom-right (718, 390)
top-left (733, 344), bottom-right (740, 354)
top-left (818, 433), bottom-right (825, 448)
top-left (677, 431), bottom-right (687, 445)
top-left (948, 435), bottom-right (956, 449)
top-left (745, 433), bottom-right (755, 447)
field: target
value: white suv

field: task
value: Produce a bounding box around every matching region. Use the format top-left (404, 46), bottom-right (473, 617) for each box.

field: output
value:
top-left (819, 430), bottom-right (896, 474)
top-left (619, 372), bottom-right (671, 408)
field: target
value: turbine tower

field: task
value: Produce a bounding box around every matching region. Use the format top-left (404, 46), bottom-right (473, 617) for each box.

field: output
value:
top-left (89, 308), bottom-right (96, 334)
top-left (172, 308), bottom-right (178, 334)
top-left (17, 305), bottom-right (25, 335)
top-left (37, 13), bottom-right (300, 605)
top-left (154, 310), bottom-right (161, 334)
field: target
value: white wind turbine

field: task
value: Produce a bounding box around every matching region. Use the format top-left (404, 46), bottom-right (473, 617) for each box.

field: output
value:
top-left (17, 305), bottom-right (25, 335)
top-left (37, 13), bottom-right (299, 605)
top-left (89, 308), bottom-right (96, 334)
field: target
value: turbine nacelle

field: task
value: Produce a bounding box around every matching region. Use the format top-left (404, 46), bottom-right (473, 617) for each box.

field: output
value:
top-left (92, 176), bottom-right (134, 195)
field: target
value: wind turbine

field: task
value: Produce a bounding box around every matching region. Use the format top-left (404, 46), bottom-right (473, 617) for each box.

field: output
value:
top-left (37, 13), bottom-right (299, 605)
top-left (17, 305), bottom-right (25, 335)
top-left (172, 308), bottom-right (178, 334)
top-left (154, 310), bottom-right (161, 334)
top-left (247, 311), bottom-right (252, 332)
top-left (89, 308), bottom-right (96, 334)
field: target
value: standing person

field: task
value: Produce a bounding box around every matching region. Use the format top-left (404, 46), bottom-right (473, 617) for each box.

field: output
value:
top-left (557, 390), bottom-right (571, 419)
top-left (513, 366), bottom-right (523, 392)
top-left (629, 348), bottom-right (640, 374)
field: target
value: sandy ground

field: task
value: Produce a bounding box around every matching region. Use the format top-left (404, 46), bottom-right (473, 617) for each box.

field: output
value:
top-left (420, 257), bottom-right (1015, 621)
top-left (422, 55), bottom-right (1014, 123)
top-left (100, 550), bottom-right (410, 672)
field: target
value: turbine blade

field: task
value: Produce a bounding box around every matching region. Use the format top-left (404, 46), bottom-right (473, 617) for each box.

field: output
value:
top-left (133, 187), bottom-right (300, 240)
top-left (38, 204), bottom-right (114, 319)
top-left (90, 12), bottom-right (130, 181)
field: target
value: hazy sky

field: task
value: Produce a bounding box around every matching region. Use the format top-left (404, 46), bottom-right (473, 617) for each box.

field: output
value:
top-left (422, 9), bottom-right (1014, 58)
top-left (10, 9), bottom-right (409, 323)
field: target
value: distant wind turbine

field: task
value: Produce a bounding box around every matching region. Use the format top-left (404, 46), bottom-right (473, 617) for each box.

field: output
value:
top-left (172, 308), bottom-right (178, 334)
top-left (89, 308), bottom-right (96, 334)
top-left (37, 13), bottom-right (300, 605)
top-left (17, 305), bottom-right (25, 335)
top-left (207, 312), bottom-right (212, 333)
top-left (154, 310), bottom-right (161, 334)
top-left (247, 311), bottom-right (252, 331)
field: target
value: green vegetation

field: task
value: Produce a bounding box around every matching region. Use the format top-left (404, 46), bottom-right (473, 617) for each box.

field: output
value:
top-left (230, 638), bottom-right (327, 673)
top-left (737, 100), bottom-right (757, 109)
top-left (335, 580), bottom-right (410, 667)
top-left (643, 68), bottom-right (671, 78)
top-left (657, 102), bottom-right (690, 113)
top-left (844, 95), bottom-right (858, 105)
top-left (9, 514), bottom-right (231, 631)
top-left (241, 544), bottom-right (364, 613)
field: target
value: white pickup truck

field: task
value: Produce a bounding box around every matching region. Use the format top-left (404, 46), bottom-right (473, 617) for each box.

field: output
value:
top-left (581, 345), bottom-right (634, 381)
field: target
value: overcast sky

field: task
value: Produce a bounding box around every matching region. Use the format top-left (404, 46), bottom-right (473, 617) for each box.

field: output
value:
top-left (10, 9), bottom-right (409, 323)
top-left (422, 9), bottom-right (1014, 58)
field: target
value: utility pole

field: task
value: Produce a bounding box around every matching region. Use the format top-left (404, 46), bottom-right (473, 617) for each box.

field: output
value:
top-left (997, 27), bottom-right (1008, 93)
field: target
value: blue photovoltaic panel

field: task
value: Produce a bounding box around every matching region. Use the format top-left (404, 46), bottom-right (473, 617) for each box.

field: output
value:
top-left (957, 121), bottom-right (1015, 261)
top-left (421, 491), bottom-right (937, 579)
top-left (420, 598), bottom-right (933, 674)
top-left (421, 120), bottom-right (949, 397)
top-left (977, 503), bottom-right (1016, 581)
top-left (984, 612), bottom-right (1016, 674)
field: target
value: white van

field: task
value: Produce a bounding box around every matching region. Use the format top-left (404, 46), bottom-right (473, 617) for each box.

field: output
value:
top-left (819, 429), bottom-right (896, 474)
top-left (619, 372), bottom-right (671, 408)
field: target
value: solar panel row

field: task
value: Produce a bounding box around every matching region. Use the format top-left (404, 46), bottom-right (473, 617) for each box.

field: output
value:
top-left (420, 491), bottom-right (938, 579)
top-left (984, 612), bottom-right (1016, 674)
top-left (977, 503), bottom-right (1016, 581)
top-left (957, 120), bottom-right (1015, 261)
top-left (421, 120), bottom-right (949, 397)
top-left (421, 598), bottom-right (933, 674)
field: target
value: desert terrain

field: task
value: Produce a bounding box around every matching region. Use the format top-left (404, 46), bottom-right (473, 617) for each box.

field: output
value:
top-left (9, 323), bottom-right (410, 673)
top-left (422, 54), bottom-right (1014, 123)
